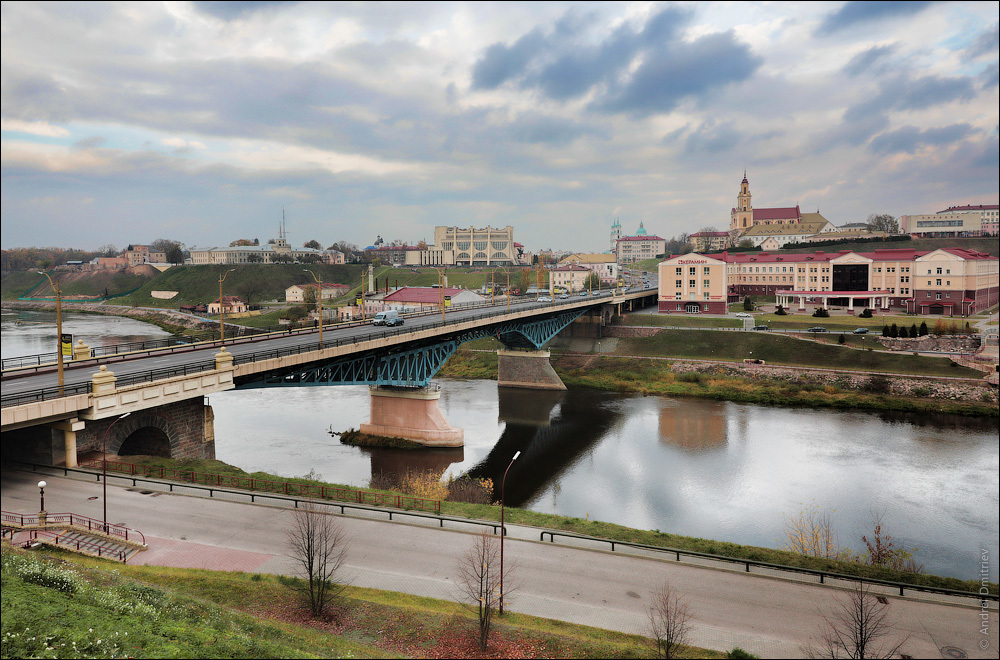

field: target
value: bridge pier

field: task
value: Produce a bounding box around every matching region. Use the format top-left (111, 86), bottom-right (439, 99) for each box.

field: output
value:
top-left (497, 349), bottom-right (566, 391)
top-left (359, 386), bottom-right (464, 447)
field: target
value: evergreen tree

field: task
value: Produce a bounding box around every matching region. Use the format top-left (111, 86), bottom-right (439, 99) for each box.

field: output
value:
top-left (919, 321), bottom-right (928, 336)
top-left (889, 323), bottom-right (899, 338)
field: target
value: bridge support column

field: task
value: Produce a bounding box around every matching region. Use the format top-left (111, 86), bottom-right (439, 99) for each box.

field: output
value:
top-left (497, 349), bottom-right (566, 391)
top-left (359, 386), bottom-right (464, 447)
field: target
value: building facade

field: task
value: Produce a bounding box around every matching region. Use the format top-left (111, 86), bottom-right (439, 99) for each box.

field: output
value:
top-left (657, 254), bottom-right (729, 314)
top-left (657, 247), bottom-right (998, 315)
top-left (285, 283), bottom-right (350, 303)
top-left (689, 231), bottom-right (730, 252)
top-left (549, 264), bottom-right (593, 293)
top-left (432, 225), bottom-right (519, 267)
top-left (616, 222), bottom-right (666, 264)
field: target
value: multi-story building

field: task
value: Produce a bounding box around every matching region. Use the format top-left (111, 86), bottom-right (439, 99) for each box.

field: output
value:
top-left (557, 253), bottom-right (619, 284)
top-left (285, 283), bottom-right (351, 303)
top-left (432, 225), bottom-right (519, 267)
top-left (549, 264), bottom-right (593, 293)
top-left (124, 244), bottom-right (167, 266)
top-left (899, 204), bottom-right (998, 238)
top-left (657, 253), bottom-right (729, 314)
top-left (689, 231), bottom-right (730, 252)
top-left (189, 224), bottom-right (325, 264)
top-left (737, 212), bottom-right (835, 248)
top-left (616, 222), bottom-right (666, 264)
top-left (657, 247), bottom-right (998, 315)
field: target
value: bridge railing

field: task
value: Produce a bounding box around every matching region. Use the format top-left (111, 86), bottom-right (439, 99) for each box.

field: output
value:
top-left (79, 458), bottom-right (442, 514)
top-left (1, 337), bottom-right (194, 371)
top-left (0, 381), bottom-right (93, 408)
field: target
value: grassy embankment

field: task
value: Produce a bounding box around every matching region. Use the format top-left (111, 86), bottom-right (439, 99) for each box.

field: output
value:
top-left (97, 455), bottom-right (997, 596)
top-left (3, 545), bottom-right (710, 659)
top-left (440, 332), bottom-right (996, 417)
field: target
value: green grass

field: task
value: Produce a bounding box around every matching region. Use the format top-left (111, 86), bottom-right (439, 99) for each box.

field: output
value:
top-left (611, 329), bottom-right (983, 377)
top-left (619, 314), bottom-right (742, 328)
top-left (1, 546), bottom-right (725, 659)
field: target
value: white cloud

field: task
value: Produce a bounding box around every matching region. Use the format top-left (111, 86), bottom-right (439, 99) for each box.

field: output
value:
top-left (0, 119), bottom-right (71, 138)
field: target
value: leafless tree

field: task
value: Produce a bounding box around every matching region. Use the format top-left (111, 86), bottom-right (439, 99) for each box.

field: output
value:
top-left (286, 503), bottom-right (349, 617)
top-left (456, 531), bottom-right (504, 650)
top-left (806, 581), bottom-right (908, 659)
top-left (647, 581), bottom-right (692, 659)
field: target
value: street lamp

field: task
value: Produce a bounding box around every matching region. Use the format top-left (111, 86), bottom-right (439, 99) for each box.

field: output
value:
top-left (38, 480), bottom-right (46, 513)
top-left (499, 449), bottom-right (520, 615)
top-left (218, 268), bottom-right (236, 345)
top-left (35, 271), bottom-right (64, 396)
top-left (303, 269), bottom-right (324, 348)
top-left (102, 412), bottom-right (131, 534)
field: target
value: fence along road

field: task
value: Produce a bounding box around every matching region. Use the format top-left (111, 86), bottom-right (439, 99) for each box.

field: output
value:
top-left (1, 467), bottom-right (995, 659)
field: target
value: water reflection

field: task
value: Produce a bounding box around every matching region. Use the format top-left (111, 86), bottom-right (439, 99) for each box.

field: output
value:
top-left (366, 446), bottom-right (465, 479)
top-left (657, 398), bottom-right (727, 452)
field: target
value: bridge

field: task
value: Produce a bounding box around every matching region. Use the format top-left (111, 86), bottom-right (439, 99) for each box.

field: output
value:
top-left (1, 289), bottom-right (656, 463)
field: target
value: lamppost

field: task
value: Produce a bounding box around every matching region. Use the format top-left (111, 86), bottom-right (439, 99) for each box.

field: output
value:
top-left (38, 480), bottom-right (46, 513)
top-left (217, 268), bottom-right (236, 345)
top-left (102, 412), bottom-right (131, 534)
top-left (499, 450), bottom-right (520, 615)
top-left (35, 271), bottom-right (64, 396)
top-left (303, 269), bottom-right (324, 348)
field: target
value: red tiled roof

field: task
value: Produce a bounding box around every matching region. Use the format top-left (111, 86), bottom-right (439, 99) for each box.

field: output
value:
top-left (752, 206), bottom-right (800, 220)
top-left (383, 287), bottom-right (465, 303)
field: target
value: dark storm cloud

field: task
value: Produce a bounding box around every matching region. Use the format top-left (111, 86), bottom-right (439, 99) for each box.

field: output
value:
top-left (816, 1), bottom-right (935, 34)
top-left (472, 6), bottom-right (757, 116)
top-left (868, 123), bottom-right (974, 154)
top-left (842, 44), bottom-right (898, 76)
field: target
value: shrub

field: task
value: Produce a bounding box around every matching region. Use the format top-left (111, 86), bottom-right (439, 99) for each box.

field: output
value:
top-left (862, 375), bottom-right (891, 394)
top-left (677, 372), bottom-right (704, 384)
top-left (919, 321), bottom-right (928, 336)
top-left (743, 296), bottom-right (754, 311)
top-left (774, 305), bottom-right (787, 316)
top-left (812, 307), bottom-right (830, 318)
top-left (838, 334), bottom-right (846, 345)
top-left (727, 648), bottom-right (760, 659)
top-left (859, 308), bottom-right (872, 318)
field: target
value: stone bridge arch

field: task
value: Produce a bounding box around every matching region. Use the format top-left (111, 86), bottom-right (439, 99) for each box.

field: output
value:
top-left (110, 412), bottom-right (180, 458)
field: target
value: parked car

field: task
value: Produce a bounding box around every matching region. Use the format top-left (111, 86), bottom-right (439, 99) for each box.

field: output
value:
top-left (735, 312), bottom-right (753, 319)
top-left (853, 327), bottom-right (869, 334)
top-left (807, 326), bottom-right (827, 333)
top-left (752, 325), bottom-right (769, 331)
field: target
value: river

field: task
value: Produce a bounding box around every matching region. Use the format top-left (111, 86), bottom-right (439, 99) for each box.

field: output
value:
top-left (2, 308), bottom-right (997, 580)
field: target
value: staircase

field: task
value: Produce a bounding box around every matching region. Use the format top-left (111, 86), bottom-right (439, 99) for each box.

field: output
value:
top-left (2, 510), bottom-right (146, 563)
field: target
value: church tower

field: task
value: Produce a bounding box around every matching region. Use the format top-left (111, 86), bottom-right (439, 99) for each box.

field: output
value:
top-left (730, 171), bottom-right (753, 234)
top-left (610, 217), bottom-right (622, 253)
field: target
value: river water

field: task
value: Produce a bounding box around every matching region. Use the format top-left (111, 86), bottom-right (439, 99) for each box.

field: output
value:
top-left (3, 308), bottom-right (997, 580)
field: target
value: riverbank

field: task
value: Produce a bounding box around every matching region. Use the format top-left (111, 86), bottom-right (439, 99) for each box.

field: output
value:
top-left (105, 455), bottom-right (996, 595)
top-left (2, 300), bottom-right (217, 339)
top-left (438, 344), bottom-right (998, 417)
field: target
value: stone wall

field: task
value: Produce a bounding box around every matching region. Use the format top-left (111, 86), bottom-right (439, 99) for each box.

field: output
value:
top-left (878, 334), bottom-right (981, 353)
top-left (76, 398), bottom-right (216, 460)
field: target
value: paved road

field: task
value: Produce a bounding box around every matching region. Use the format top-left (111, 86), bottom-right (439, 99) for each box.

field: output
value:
top-left (2, 468), bottom-right (995, 658)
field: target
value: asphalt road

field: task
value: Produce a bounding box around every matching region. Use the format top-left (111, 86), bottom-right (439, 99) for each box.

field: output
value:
top-left (2, 468), bottom-right (995, 658)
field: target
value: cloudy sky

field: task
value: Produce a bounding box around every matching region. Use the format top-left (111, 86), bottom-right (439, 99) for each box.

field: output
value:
top-left (2, 1), bottom-right (997, 253)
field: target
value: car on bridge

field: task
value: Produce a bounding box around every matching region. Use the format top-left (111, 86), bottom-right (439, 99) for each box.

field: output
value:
top-left (558, 293), bottom-right (569, 299)
top-left (372, 310), bottom-right (404, 326)
top-left (537, 296), bottom-right (553, 302)
top-left (579, 291), bottom-right (588, 296)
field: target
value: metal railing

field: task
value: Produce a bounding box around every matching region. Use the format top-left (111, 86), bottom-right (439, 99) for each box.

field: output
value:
top-left (538, 529), bottom-right (998, 603)
top-left (1, 290), bottom-right (655, 406)
top-left (80, 458), bottom-right (442, 514)
top-left (2, 337), bottom-right (193, 371)
top-left (1, 510), bottom-right (145, 546)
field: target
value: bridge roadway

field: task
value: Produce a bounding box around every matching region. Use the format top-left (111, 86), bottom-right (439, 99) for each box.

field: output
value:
top-left (1, 288), bottom-right (653, 402)
top-left (1, 468), bottom-right (993, 658)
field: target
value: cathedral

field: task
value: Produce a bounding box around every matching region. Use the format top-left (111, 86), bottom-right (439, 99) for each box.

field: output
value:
top-left (729, 172), bottom-right (803, 240)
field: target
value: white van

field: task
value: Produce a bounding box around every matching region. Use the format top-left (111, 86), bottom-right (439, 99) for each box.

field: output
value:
top-left (372, 309), bottom-right (403, 326)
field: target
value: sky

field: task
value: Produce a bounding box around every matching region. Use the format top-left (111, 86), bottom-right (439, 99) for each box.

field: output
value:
top-left (1, 1), bottom-right (998, 253)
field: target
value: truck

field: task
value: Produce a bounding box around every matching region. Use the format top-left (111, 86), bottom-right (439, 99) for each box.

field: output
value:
top-left (372, 309), bottom-right (403, 326)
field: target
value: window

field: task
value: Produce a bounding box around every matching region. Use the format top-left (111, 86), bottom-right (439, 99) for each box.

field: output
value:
top-left (704, 267), bottom-right (710, 275)
top-left (936, 279), bottom-right (942, 286)
top-left (676, 267), bottom-right (682, 275)
top-left (936, 268), bottom-right (942, 274)
top-left (935, 293), bottom-right (942, 300)
top-left (704, 292), bottom-right (710, 300)
top-left (689, 280), bottom-right (696, 287)
top-left (689, 267), bottom-right (696, 275)
top-left (675, 280), bottom-right (682, 287)
top-left (704, 279), bottom-right (710, 287)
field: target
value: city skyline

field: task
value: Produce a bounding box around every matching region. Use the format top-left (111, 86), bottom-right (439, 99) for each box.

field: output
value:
top-left (1, 1), bottom-right (998, 251)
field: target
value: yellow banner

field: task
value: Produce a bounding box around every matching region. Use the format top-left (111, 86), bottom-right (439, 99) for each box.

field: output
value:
top-left (61, 334), bottom-right (73, 357)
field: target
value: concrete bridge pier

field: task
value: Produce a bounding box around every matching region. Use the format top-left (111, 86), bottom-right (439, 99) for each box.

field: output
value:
top-left (497, 348), bottom-right (566, 391)
top-left (359, 386), bottom-right (464, 447)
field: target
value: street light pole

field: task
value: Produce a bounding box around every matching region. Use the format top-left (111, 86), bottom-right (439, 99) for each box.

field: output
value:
top-left (102, 412), bottom-right (131, 534)
top-left (218, 268), bottom-right (236, 346)
top-left (303, 269), bottom-right (323, 347)
top-left (499, 450), bottom-right (521, 615)
top-left (36, 271), bottom-right (64, 396)
top-left (38, 480), bottom-right (46, 513)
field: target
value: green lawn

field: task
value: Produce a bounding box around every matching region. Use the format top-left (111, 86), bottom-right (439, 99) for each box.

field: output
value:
top-left (612, 329), bottom-right (983, 377)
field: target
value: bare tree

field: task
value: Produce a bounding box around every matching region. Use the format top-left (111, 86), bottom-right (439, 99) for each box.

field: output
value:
top-left (865, 213), bottom-right (899, 235)
top-left (286, 503), bottom-right (349, 617)
top-left (807, 581), bottom-right (907, 659)
top-left (785, 504), bottom-right (839, 558)
top-left (647, 581), bottom-right (692, 659)
top-left (456, 531), bottom-right (504, 650)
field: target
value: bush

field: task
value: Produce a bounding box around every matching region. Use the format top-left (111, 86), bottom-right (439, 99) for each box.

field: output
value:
top-left (859, 308), bottom-right (873, 318)
top-left (728, 648), bottom-right (760, 659)
top-left (838, 334), bottom-right (846, 344)
top-left (812, 307), bottom-right (829, 318)
top-left (677, 372), bottom-right (704, 384)
top-left (862, 375), bottom-right (891, 394)
top-left (774, 305), bottom-right (787, 316)
top-left (743, 296), bottom-right (754, 311)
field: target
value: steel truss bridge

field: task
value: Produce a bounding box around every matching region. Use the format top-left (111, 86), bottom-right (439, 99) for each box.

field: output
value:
top-left (240, 308), bottom-right (588, 389)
